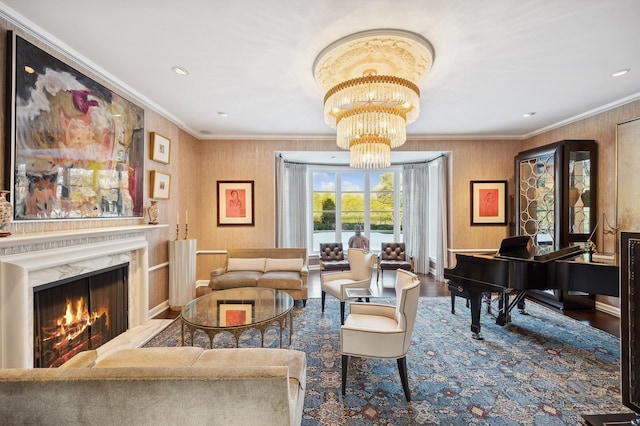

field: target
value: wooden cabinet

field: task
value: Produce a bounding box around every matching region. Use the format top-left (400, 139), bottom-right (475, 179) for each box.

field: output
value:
top-left (515, 139), bottom-right (597, 309)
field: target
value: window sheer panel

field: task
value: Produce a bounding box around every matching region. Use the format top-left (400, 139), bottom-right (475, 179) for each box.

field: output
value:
top-left (402, 164), bottom-right (430, 274)
top-left (276, 159), bottom-right (307, 248)
top-left (434, 157), bottom-right (450, 280)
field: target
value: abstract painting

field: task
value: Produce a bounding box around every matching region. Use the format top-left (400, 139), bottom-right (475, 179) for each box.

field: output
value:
top-left (6, 32), bottom-right (145, 220)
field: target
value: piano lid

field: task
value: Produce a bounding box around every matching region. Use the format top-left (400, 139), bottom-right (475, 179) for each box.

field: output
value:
top-left (497, 236), bottom-right (532, 259)
top-left (496, 235), bottom-right (583, 262)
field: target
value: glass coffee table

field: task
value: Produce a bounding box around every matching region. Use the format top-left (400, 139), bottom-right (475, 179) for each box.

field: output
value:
top-left (180, 287), bottom-right (294, 348)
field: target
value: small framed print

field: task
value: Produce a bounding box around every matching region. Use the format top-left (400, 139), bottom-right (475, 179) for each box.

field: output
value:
top-left (150, 171), bottom-right (171, 199)
top-left (150, 132), bottom-right (170, 164)
top-left (470, 180), bottom-right (507, 225)
top-left (217, 180), bottom-right (255, 226)
top-left (218, 301), bottom-right (254, 326)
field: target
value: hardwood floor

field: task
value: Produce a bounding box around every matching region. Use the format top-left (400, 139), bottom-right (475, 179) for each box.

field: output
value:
top-left (156, 269), bottom-right (620, 338)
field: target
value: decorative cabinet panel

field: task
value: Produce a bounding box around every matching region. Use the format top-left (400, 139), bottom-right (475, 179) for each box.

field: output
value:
top-left (515, 139), bottom-right (598, 309)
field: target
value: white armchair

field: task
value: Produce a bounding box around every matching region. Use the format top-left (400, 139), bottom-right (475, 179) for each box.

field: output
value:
top-left (321, 248), bottom-right (376, 325)
top-left (340, 269), bottom-right (421, 402)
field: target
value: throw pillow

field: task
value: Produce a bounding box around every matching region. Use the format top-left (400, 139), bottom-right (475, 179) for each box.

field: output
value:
top-left (227, 258), bottom-right (266, 272)
top-left (264, 258), bottom-right (303, 272)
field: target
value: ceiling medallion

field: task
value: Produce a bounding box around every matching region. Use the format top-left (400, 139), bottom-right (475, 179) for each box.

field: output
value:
top-left (314, 29), bottom-right (435, 168)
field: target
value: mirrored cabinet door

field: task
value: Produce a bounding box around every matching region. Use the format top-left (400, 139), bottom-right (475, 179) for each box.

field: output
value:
top-left (567, 148), bottom-right (593, 241)
top-left (517, 147), bottom-right (558, 247)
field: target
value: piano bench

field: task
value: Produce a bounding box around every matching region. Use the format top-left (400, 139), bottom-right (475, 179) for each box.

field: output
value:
top-left (448, 284), bottom-right (470, 314)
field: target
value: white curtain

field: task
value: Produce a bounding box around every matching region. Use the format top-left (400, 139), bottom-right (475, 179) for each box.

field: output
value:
top-left (402, 162), bottom-right (430, 274)
top-left (433, 156), bottom-right (450, 280)
top-left (276, 156), bottom-right (307, 248)
top-left (402, 156), bottom-right (450, 278)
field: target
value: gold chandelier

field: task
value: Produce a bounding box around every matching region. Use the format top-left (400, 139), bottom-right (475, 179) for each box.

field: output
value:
top-left (314, 30), bottom-right (434, 168)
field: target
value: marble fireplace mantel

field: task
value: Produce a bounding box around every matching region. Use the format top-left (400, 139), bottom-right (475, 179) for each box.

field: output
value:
top-left (0, 225), bottom-right (166, 368)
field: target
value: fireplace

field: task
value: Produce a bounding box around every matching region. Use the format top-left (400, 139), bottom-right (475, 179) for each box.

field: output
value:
top-left (33, 265), bottom-right (128, 368)
top-left (0, 227), bottom-right (153, 368)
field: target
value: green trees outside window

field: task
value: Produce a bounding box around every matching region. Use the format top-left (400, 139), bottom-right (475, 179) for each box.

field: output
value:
top-left (312, 169), bottom-right (402, 250)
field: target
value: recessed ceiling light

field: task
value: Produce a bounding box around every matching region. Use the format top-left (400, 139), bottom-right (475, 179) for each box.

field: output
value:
top-left (611, 68), bottom-right (630, 77)
top-left (523, 112), bottom-right (536, 117)
top-left (172, 66), bottom-right (189, 76)
top-left (24, 65), bottom-right (35, 74)
top-left (217, 112), bottom-right (228, 117)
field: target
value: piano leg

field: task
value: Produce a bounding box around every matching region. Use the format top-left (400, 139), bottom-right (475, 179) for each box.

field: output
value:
top-left (467, 289), bottom-right (484, 340)
top-left (496, 291), bottom-right (528, 325)
top-left (495, 291), bottom-right (510, 326)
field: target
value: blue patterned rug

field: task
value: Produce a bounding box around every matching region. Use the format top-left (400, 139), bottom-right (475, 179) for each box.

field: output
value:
top-left (145, 297), bottom-right (630, 425)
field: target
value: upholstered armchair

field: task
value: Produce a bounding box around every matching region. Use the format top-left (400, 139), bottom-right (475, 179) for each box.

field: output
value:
top-left (340, 269), bottom-right (421, 402)
top-left (321, 248), bottom-right (376, 324)
top-left (377, 242), bottom-right (414, 283)
top-left (319, 242), bottom-right (350, 275)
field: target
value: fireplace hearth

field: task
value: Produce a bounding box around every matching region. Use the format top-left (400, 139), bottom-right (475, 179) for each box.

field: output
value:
top-left (33, 265), bottom-right (128, 368)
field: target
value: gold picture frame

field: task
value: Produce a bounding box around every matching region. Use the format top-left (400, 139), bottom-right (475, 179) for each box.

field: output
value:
top-left (150, 132), bottom-right (170, 164)
top-left (150, 171), bottom-right (171, 199)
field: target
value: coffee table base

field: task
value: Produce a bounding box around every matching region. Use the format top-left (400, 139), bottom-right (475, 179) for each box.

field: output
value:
top-left (181, 311), bottom-right (293, 348)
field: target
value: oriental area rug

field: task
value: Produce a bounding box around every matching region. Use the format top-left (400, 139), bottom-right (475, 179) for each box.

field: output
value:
top-left (144, 297), bottom-right (630, 425)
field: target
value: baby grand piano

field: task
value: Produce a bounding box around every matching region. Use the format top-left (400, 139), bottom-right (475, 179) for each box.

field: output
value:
top-left (444, 236), bottom-right (618, 340)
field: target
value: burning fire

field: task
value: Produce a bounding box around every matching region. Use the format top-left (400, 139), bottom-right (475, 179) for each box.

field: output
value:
top-left (44, 297), bottom-right (108, 348)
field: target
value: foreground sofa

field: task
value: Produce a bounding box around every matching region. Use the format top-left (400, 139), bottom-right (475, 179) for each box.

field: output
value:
top-left (0, 347), bottom-right (307, 425)
top-left (210, 248), bottom-right (308, 305)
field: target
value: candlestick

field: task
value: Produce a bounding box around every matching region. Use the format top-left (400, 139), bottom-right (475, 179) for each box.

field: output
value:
top-left (175, 210), bottom-right (180, 240)
top-left (184, 210), bottom-right (189, 239)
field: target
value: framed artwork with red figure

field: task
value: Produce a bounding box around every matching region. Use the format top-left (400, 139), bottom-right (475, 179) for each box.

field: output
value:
top-left (470, 180), bottom-right (507, 225)
top-left (217, 180), bottom-right (254, 226)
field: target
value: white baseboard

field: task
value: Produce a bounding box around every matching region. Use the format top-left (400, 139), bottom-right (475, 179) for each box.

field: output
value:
top-left (596, 301), bottom-right (620, 318)
top-left (148, 300), bottom-right (170, 319)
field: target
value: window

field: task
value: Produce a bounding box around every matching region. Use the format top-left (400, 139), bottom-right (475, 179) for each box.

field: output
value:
top-left (310, 167), bottom-right (402, 252)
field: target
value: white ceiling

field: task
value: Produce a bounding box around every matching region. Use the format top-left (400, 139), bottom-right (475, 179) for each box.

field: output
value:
top-left (1, 0), bottom-right (639, 145)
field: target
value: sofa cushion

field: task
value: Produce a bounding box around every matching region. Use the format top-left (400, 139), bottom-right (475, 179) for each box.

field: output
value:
top-left (265, 258), bottom-right (303, 272)
top-left (210, 271), bottom-right (262, 289)
top-left (192, 348), bottom-right (306, 388)
top-left (227, 257), bottom-right (266, 272)
top-left (93, 347), bottom-right (205, 368)
top-left (259, 271), bottom-right (303, 289)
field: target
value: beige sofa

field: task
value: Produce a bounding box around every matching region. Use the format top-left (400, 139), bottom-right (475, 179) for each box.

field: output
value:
top-left (210, 248), bottom-right (308, 305)
top-left (0, 347), bottom-right (306, 425)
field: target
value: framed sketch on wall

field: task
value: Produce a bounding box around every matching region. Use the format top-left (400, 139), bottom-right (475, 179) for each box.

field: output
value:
top-left (5, 31), bottom-right (145, 220)
top-left (150, 171), bottom-right (170, 199)
top-left (217, 180), bottom-right (254, 226)
top-left (470, 180), bottom-right (507, 225)
top-left (150, 132), bottom-right (170, 164)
